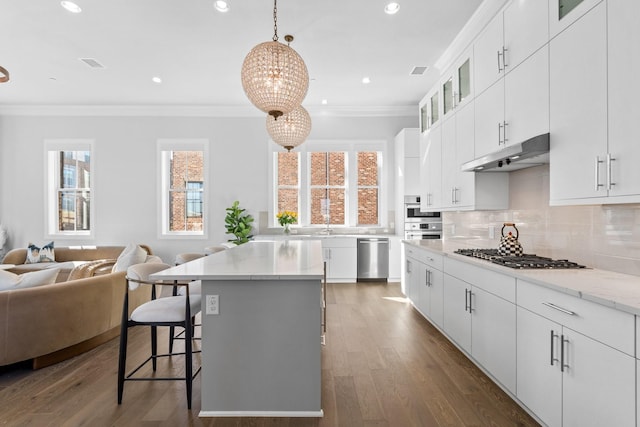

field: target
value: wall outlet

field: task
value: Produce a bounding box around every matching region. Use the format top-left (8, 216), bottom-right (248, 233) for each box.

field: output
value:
top-left (206, 294), bottom-right (219, 315)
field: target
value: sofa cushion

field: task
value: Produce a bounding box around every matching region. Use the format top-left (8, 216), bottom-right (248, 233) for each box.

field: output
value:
top-left (112, 243), bottom-right (148, 273)
top-left (26, 242), bottom-right (55, 264)
top-left (0, 268), bottom-right (60, 291)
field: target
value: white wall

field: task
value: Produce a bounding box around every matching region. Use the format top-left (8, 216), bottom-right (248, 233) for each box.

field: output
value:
top-left (0, 113), bottom-right (416, 262)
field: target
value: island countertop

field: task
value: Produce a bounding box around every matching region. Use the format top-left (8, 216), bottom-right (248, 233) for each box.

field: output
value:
top-left (149, 240), bottom-right (325, 281)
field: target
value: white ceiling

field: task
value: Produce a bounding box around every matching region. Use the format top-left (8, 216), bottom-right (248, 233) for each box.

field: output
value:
top-left (0, 0), bottom-right (483, 112)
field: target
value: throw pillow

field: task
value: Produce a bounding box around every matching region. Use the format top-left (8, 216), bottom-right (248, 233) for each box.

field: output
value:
top-left (26, 241), bottom-right (55, 264)
top-left (112, 243), bottom-right (147, 273)
top-left (0, 268), bottom-right (60, 291)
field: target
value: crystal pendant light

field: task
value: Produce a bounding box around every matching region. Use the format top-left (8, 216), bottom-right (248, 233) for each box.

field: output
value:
top-left (266, 105), bottom-right (311, 151)
top-left (241, 0), bottom-right (309, 120)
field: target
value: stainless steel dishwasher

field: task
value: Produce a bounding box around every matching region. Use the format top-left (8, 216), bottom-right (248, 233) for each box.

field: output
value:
top-left (357, 237), bottom-right (389, 282)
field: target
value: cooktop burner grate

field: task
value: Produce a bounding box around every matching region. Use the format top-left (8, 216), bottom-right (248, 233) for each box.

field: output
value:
top-left (453, 249), bottom-right (586, 269)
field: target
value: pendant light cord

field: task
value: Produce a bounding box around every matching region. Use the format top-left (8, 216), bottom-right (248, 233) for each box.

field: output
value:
top-left (272, 0), bottom-right (279, 41)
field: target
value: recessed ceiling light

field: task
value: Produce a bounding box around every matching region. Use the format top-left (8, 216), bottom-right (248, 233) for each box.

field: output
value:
top-left (384, 2), bottom-right (400, 15)
top-left (362, 77), bottom-right (371, 84)
top-left (214, 0), bottom-right (229, 13)
top-left (321, 99), bottom-right (328, 105)
top-left (61, 1), bottom-right (82, 13)
top-left (152, 76), bottom-right (162, 84)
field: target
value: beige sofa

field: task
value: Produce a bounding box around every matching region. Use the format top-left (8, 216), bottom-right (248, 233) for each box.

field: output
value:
top-left (0, 245), bottom-right (155, 368)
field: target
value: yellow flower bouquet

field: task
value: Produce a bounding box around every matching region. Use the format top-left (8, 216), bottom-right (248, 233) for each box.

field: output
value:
top-left (276, 211), bottom-right (297, 234)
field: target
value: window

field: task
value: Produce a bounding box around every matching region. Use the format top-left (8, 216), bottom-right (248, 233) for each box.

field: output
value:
top-left (310, 152), bottom-right (346, 225)
top-left (271, 140), bottom-right (386, 228)
top-left (276, 152), bottom-right (300, 221)
top-left (46, 140), bottom-right (93, 237)
top-left (159, 140), bottom-right (208, 237)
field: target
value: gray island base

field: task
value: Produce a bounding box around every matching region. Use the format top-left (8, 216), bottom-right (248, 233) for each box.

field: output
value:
top-left (150, 240), bottom-right (325, 417)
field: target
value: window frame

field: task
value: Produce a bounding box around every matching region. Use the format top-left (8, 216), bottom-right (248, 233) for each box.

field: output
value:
top-left (157, 139), bottom-right (209, 239)
top-left (269, 139), bottom-right (387, 228)
top-left (45, 139), bottom-right (95, 239)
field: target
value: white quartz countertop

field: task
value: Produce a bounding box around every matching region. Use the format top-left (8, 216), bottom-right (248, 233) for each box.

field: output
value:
top-left (150, 240), bottom-right (325, 281)
top-left (404, 240), bottom-right (640, 316)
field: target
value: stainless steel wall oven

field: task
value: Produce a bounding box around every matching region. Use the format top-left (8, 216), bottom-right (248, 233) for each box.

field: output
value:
top-left (403, 196), bottom-right (442, 240)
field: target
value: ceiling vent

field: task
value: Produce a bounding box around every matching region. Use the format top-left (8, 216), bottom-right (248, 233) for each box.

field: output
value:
top-left (79, 58), bottom-right (105, 69)
top-left (410, 66), bottom-right (428, 75)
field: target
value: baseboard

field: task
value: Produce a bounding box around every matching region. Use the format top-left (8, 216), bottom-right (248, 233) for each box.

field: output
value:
top-left (199, 410), bottom-right (324, 418)
top-left (32, 326), bottom-right (120, 370)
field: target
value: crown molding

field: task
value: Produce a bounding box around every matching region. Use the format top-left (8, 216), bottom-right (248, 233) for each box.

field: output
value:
top-left (0, 104), bottom-right (417, 118)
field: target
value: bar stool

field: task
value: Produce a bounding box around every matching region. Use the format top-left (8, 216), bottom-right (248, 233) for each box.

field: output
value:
top-left (117, 263), bottom-right (202, 409)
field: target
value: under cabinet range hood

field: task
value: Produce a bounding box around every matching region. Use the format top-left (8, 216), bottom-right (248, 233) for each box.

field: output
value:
top-left (461, 133), bottom-right (550, 172)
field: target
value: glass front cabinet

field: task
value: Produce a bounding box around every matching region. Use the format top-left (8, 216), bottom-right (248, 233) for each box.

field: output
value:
top-left (441, 50), bottom-right (473, 118)
top-left (419, 89), bottom-right (440, 134)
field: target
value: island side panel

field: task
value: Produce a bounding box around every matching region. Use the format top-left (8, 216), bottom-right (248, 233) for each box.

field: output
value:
top-left (200, 278), bottom-right (322, 415)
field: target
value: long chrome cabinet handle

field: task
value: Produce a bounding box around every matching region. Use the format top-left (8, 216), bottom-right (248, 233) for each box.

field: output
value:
top-left (497, 50), bottom-right (503, 72)
top-left (561, 335), bottom-right (569, 372)
top-left (595, 156), bottom-right (604, 191)
top-left (607, 153), bottom-right (616, 190)
top-left (502, 46), bottom-right (508, 69)
top-left (498, 122), bottom-right (503, 145)
top-left (406, 260), bottom-right (411, 274)
top-left (550, 330), bottom-right (559, 366)
top-left (502, 121), bottom-right (508, 144)
top-left (465, 289), bottom-right (469, 312)
top-left (542, 302), bottom-right (576, 316)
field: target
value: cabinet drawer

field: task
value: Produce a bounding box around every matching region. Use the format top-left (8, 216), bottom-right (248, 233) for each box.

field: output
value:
top-left (405, 245), bottom-right (443, 270)
top-left (444, 258), bottom-right (515, 302)
top-left (517, 279), bottom-right (634, 356)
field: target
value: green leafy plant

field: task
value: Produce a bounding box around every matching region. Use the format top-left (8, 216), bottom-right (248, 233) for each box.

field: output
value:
top-left (224, 201), bottom-right (254, 245)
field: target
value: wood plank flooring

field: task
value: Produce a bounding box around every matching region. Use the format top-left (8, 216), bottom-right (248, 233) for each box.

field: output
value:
top-left (0, 282), bottom-right (539, 426)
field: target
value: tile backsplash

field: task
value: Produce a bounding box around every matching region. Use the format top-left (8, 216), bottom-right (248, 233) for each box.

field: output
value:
top-left (443, 165), bottom-right (640, 276)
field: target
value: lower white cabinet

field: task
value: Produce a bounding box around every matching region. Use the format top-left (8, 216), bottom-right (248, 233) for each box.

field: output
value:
top-left (443, 268), bottom-right (516, 393)
top-left (322, 238), bottom-right (357, 282)
top-left (405, 246), bottom-right (444, 328)
top-left (516, 280), bottom-right (635, 427)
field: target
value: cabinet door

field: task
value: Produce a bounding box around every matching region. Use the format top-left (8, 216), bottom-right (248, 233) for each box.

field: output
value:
top-left (428, 268), bottom-right (444, 328)
top-left (474, 79), bottom-right (505, 158)
top-left (414, 261), bottom-right (429, 316)
top-left (403, 257), bottom-right (414, 299)
top-left (504, 45), bottom-right (550, 146)
top-left (562, 329), bottom-right (636, 427)
top-left (474, 12), bottom-right (504, 95)
top-left (503, 0), bottom-right (548, 70)
top-left (325, 246), bottom-right (356, 280)
top-left (454, 102), bottom-right (475, 208)
top-left (607, 0), bottom-right (640, 199)
top-left (516, 307), bottom-right (562, 427)
top-left (403, 157), bottom-right (420, 196)
top-left (443, 274), bottom-right (471, 353)
top-left (471, 287), bottom-right (516, 393)
top-left (441, 116), bottom-right (456, 209)
top-left (549, 0), bottom-right (604, 38)
top-left (420, 126), bottom-right (442, 211)
top-left (549, 2), bottom-right (607, 202)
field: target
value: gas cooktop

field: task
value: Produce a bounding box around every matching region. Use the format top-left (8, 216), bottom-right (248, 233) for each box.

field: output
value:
top-left (453, 248), bottom-right (586, 269)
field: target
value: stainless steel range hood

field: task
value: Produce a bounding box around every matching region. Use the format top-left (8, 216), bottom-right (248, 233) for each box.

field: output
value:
top-left (461, 133), bottom-right (550, 172)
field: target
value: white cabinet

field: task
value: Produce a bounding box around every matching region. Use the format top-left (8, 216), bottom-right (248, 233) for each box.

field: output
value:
top-left (551, 0), bottom-right (640, 205)
top-left (394, 128), bottom-right (421, 235)
top-left (388, 236), bottom-right (401, 281)
top-left (606, 0), bottom-right (640, 200)
top-left (504, 0), bottom-right (548, 71)
top-left (475, 46), bottom-right (549, 159)
top-left (419, 126), bottom-right (442, 211)
top-left (322, 238), bottom-right (357, 282)
top-left (474, 12), bottom-right (505, 96)
top-left (549, 0), bottom-right (604, 39)
top-left (516, 279), bottom-right (636, 427)
top-left (549, 1), bottom-right (607, 203)
top-left (443, 258), bottom-right (516, 393)
top-left (403, 244), bottom-right (444, 328)
top-left (441, 49), bottom-right (474, 117)
top-left (419, 88), bottom-right (440, 133)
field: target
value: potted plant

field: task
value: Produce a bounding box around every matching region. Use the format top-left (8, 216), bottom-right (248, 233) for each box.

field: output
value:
top-left (224, 201), bottom-right (254, 245)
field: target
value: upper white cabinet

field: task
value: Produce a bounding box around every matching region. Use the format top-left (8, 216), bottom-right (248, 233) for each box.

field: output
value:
top-left (504, 0), bottom-right (549, 71)
top-left (474, 0), bottom-right (548, 97)
top-left (550, 1), bottom-right (640, 205)
top-left (419, 126), bottom-right (442, 211)
top-left (606, 0), bottom-right (640, 200)
top-left (474, 12), bottom-right (505, 96)
top-left (419, 88), bottom-right (440, 134)
top-left (549, 0), bottom-right (604, 38)
top-left (442, 49), bottom-right (474, 117)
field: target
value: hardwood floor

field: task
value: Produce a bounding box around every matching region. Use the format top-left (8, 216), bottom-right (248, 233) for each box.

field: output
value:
top-left (0, 282), bottom-right (539, 427)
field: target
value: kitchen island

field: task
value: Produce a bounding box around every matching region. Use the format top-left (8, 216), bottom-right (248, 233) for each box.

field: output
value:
top-left (150, 240), bottom-right (325, 418)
